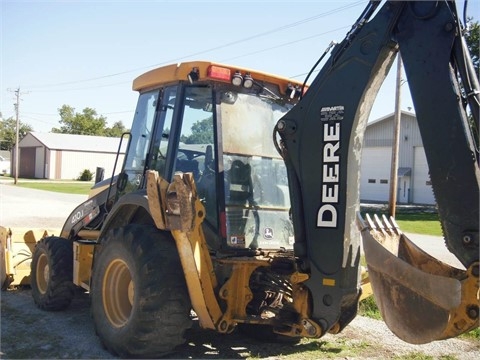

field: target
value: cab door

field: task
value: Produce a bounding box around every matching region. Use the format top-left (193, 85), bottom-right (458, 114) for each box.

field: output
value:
top-left (118, 86), bottom-right (178, 197)
top-left (116, 90), bottom-right (159, 197)
top-left (173, 86), bottom-right (217, 226)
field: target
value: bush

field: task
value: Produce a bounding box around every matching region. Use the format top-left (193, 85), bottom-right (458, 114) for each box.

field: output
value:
top-left (78, 169), bottom-right (93, 181)
top-left (358, 296), bottom-right (382, 320)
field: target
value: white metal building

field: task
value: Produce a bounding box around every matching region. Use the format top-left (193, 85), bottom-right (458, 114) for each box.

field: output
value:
top-left (360, 111), bottom-right (435, 205)
top-left (14, 132), bottom-right (126, 180)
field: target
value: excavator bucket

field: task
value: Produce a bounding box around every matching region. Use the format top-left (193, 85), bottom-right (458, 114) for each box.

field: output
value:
top-left (357, 214), bottom-right (479, 344)
top-left (0, 226), bottom-right (56, 289)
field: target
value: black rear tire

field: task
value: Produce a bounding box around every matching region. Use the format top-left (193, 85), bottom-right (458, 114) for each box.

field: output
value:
top-left (30, 236), bottom-right (74, 310)
top-left (91, 224), bottom-right (192, 358)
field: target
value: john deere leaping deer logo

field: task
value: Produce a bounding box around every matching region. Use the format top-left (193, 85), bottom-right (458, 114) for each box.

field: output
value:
top-left (263, 227), bottom-right (274, 240)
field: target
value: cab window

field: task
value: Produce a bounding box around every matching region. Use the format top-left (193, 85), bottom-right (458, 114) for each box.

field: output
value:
top-left (175, 86), bottom-right (217, 225)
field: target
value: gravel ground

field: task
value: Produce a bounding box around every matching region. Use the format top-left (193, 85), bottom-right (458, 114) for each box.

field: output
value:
top-left (0, 182), bottom-right (87, 229)
top-left (1, 182), bottom-right (479, 359)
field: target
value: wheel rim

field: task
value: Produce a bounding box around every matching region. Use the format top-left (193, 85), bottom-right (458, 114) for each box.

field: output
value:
top-left (36, 253), bottom-right (49, 294)
top-left (102, 259), bottom-right (134, 328)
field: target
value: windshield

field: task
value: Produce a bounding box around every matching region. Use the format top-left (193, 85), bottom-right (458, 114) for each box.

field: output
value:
top-left (220, 92), bottom-right (292, 210)
top-left (220, 92), bottom-right (292, 159)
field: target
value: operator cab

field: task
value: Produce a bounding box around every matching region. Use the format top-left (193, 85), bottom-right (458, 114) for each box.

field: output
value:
top-left (119, 61), bottom-right (303, 252)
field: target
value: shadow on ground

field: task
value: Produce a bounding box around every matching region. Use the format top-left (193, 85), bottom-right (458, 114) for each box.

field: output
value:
top-left (1, 287), bottom-right (352, 360)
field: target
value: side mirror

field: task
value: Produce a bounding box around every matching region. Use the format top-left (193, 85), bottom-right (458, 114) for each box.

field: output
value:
top-left (117, 172), bottom-right (128, 192)
top-left (95, 167), bottom-right (105, 184)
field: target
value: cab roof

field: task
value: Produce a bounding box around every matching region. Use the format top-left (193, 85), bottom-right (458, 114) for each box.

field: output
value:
top-left (132, 61), bottom-right (304, 95)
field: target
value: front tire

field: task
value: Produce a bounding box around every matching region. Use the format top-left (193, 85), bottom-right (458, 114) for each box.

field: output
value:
top-left (30, 236), bottom-right (74, 310)
top-left (91, 224), bottom-right (192, 358)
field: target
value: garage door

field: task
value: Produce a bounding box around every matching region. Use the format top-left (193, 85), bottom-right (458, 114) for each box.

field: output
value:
top-left (19, 147), bottom-right (36, 178)
top-left (360, 147), bottom-right (391, 202)
top-left (413, 146), bottom-right (435, 204)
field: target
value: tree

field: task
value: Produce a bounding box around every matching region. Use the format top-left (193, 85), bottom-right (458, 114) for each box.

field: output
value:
top-left (105, 121), bottom-right (128, 137)
top-left (0, 116), bottom-right (33, 151)
top-left (464, 19), bottom-right (479, 150)
top-left (52, 105), bottom-right (107, 135)
top-left (465, 19), bottom-right (479, 78)
top-left (180, 117), bottom-right (214, 144)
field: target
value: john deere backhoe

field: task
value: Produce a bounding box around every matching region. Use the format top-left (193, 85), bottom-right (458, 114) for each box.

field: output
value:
top-left (1, 0), bottom-right (478, 357)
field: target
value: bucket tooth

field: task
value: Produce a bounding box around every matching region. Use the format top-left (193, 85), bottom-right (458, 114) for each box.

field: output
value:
top-left (358, 213), bottom-right (479, 344)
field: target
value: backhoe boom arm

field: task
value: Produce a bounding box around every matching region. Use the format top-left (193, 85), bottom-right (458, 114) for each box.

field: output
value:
top-left (276, 0), bottom-right (479, 340)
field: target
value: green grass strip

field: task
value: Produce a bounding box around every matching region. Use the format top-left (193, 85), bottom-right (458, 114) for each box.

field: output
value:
top-left (15, 181), bottom-right (92, 195)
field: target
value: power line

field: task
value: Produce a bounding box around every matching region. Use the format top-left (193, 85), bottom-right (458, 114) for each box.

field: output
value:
top-left (222, 25), bottom-right (350, 65)
top-left (22, 112), bottom-right (59, 116)
top-left (26, 22), bottom-right (354, 94)
top-left (28, 80), bottom-right (131, 93)
top-left (101, 110), bottom-right (133, 115)
top-left (21, 115), bottom-right (59, 126)
top-left (30, 24), bottom-right (349, 95)
top-left (22, 1), bottom-right (365, 90)
top-left (22, 109), bottom-right (132, 116)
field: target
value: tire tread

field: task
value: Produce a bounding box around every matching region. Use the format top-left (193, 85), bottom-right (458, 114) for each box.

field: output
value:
top-left (91, 224), bottom-right (192, 358)
top-left (31, 236), bottom-right (74, 311)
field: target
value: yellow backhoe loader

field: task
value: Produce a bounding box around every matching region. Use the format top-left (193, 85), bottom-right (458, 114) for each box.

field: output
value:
top-left (1, 1), bottom-right (478, 358)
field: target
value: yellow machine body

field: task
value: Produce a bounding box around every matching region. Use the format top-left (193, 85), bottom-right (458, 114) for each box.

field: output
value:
top-left (0, 227), bottom-right (57, 288)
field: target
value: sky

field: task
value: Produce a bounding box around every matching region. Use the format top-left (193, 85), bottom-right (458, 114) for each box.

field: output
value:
top-left (1, 0), bottom-right (478, 133)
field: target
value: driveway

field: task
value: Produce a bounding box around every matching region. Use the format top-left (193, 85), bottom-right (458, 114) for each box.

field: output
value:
top-left (0, 182), bottom-right (87, 231)
top-left (405, 232), bottom-right (465, 269)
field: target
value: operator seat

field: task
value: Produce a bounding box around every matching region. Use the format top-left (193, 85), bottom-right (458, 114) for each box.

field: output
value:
top-left (225, 160), bottom-right (258, 247)
top-left (228, 160), bottom-right (253, 205)
top-left (196, 145), bottom-right (217, 226)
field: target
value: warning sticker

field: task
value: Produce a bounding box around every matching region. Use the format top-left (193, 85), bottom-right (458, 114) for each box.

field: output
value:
top-left (229, 235), bottom-right (246, 247)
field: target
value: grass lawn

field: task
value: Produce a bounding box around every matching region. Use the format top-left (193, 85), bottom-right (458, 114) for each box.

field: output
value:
top-left (395, 212), bottom-right (442, 236)
top-left (14, 181), bottom-right (93, 195)
top-left (360, 205), bottom-right (442, 236)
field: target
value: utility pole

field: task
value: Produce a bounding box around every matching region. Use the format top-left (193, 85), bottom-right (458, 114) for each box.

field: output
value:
top-left (14, 88), bottom-right (21, 185)
top-left (388, 54), bottom-right (402, 217)
top-left (7, 87), bottom-right (29, 184)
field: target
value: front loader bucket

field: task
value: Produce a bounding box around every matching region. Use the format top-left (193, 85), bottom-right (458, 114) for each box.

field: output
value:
top-left (357, 214), bottom-right (479, 344)
top-left (0, 226), bottom-right (57, 289)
